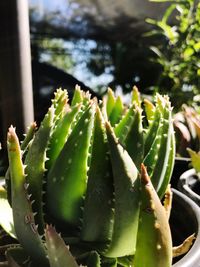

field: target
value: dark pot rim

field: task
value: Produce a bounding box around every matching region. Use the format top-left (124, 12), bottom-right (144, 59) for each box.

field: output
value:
top-left (175, 156), bottom-right (191, 162)
top-left (172, 188), bottom-right (200, 267)
top-left (178, 169), bottom-right (200, 202)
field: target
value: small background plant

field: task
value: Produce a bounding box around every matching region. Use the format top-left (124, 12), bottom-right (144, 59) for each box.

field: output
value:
top-left (173, 104), bottom-right (200, 157)
top-left (146, 0), bottom-right (200, 110)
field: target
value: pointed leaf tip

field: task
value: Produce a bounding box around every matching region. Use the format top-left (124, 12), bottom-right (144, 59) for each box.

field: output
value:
top-left (105, 122), bottom-right (118, 143)
top-left (75, 84), bottom-right (81, 90)
top-left (140, 164), bottom-right (150, 185)
top-left (7, 126), bottom-right (18, 144)
top-left (8, 125), bottom-right (16, 134)
top-left (45, 224), bottom-right (55, 236)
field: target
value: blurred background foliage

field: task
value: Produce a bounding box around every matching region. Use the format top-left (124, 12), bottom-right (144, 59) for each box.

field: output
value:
top-left (29, 0), bottom-right (200, 110)
top-left (29, 0), bottom-right (165, 99)
top-left (146, 0), bottom-right (200, 110)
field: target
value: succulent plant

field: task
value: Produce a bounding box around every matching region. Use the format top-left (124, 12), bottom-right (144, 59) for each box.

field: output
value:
top-left (173, 104), bottom-right (200, 157)
top-left (186, 148), bottom-right (200, 175)
top-left (0, 86), bottom-right (176, 267)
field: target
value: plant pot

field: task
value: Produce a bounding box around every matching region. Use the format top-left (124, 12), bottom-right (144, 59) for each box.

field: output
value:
top-left (171, 157), bottom-right (191, 189)
top-left (178, 169), bottom-right (200, 206)
top-left (0, 188), bottom-right (200, 267)
top-left (171, 188), bottom-right (200, 267)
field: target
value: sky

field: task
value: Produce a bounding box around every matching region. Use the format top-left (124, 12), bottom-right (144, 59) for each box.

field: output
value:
top-left (29, 0), bottom-right (115, 92)
top-left (29, 0), bottom-right (69, 17)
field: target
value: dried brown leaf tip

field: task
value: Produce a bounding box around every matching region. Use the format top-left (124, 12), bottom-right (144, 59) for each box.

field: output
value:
top-left (140, 163), bottom-right (150, 185)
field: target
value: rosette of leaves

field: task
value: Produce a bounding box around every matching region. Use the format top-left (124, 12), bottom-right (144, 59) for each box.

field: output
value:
top-left (0, 86), bottom-right (175, 267)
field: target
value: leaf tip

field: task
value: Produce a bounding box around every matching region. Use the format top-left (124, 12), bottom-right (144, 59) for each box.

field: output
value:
top-left (140, 164), bottom-right (150, 185)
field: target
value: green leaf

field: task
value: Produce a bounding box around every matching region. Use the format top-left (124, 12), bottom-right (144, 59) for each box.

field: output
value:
top-left (131, 86), bottom-right (141, 107)
top-left (6, 247), bottom-right (44, 267)
top-left (133, 165), bottom-right (172, 267)
top-left (25, 107), bottom-right (55, 234)
top-left (194, 42), bottom-right (200, 52)
top-left (144, 95), bottom-right (174, 198)
top-left (86, 251), bottom-right (101, 267)
top-left (183, 47), bottom-right (194, 60)
top-left (144, 98), bottom-right (162, 156)
top-left (123, 106), bottom-right (144, 168)
top-left (0, 186), bottom-right (16, 238)
top-left (187, 148), bottom-right (200, 173)
top-left (20, 122), bottom-right (37, 152)
top-left (51, 88), bottom-right (68, 121)
top-left (7, 127), bottom-right (48, 265)
top-left (103, 123), bottom-right (140, 258)
top-left (109, 96), bottom-right (124, 126)
top-left (45, 225), bottom-right (79, 267)
top-left (5, 122), bottom-right (38, 207)
top-left (103, 88), bottom-right (116, 119)
top-left (149, 96), bottom-right (174, 197)
top-left (115, 105), bottom-right (144, 168)
top-left (150, 46), bottom-right (163, 58)
top-left (114, 104), bottom-right (137, 143)
top-left (143, 98), bottom-right (156, 124)
top-left (47, 103), bottom-right (82, 169)
top-left (158, 130), bottom-right (175, 198)
top-left (162, 4), bottom-right (176, 24)
top-left (81, 108), bottom-right (114, 243)
top-left (157, 21), bottom-right (178, 44)
top-left (71, 85), bottom-right (83, 106)
top-left (145, 18), bottom-right (157, 26)
top-left (46, 104), bottom-right (95, 226)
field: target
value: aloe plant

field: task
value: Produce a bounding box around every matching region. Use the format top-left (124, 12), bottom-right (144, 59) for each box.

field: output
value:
top-left (0, 86), bottom-right (176, 267)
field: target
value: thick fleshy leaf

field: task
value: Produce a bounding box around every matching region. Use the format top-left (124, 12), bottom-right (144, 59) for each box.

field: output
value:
top-left (71, 85), bottom-right (92, 108)
top-left (103, 123), bottom-right (140, 258)
top-left (131, 86), bottom-right (141, 107)
top-left (144, 95), bottom-right (174, 197)
top-left (187, 148), bottom-right (200, 173)
top-left (115, 105), bottom-right (144, 168)
top-left (51, 88), bottom-right (68, 122)
top-left (6, 247), bottom-right (29, 267)
top-left (45, 225), bottom-right (79, 267)
top-left (71, 85), bottom-right (84, 106)
top-left (25, 107), bottom-right (54, 233)
top-left (46, 104), bottom-right (95, 226)
top-left (7, 127), bottom-right (47, 265)
top-left (143, 98), bottom-right (156, 124)
top-left (81, 108), bottom-right (114, 243)
top-left (133, 164), bottom-right (172, 267)
top-left (109, 96), bottom-right (124, 126)
top-left (123, 106), bottom-right (144, 168)
top-left (47, 103), bottom-right (82, 169)
top-left (85, 251), bottom-right (101, 267)
top-left (158, 131), bottom-right (175, 198)
top-left (114, 104), bottom-right (136, 143)
top-left (144, 96), bottom-right (162, 157)
top-left (5, 122), bottom-right (37, 206)
top-left (6, 247), bottom-right (44, 267)
top-left (149, 96), bottom-right (174, 197)
top-left (0, 186), bottom-right (16, 238)
top-left (20, 122), bottom-right (37, 152)
top-left (104, 88), bottom-right (116, 119)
